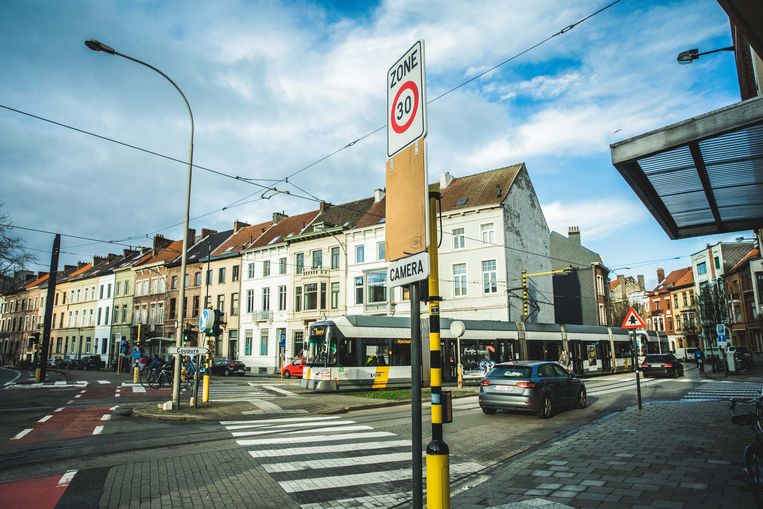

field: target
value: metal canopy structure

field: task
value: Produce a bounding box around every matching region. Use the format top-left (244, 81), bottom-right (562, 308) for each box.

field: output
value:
top-left (611, 96), bottom-right (763, 239)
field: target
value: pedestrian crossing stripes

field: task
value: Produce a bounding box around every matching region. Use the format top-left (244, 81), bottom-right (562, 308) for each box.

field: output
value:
top-left (222, 415), bottom-right (484, 508)
top-left (681, 381), bottom-right (763, 401)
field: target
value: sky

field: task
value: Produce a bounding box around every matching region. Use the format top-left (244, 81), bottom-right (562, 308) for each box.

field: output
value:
top-left (0, 0), bottom-right (753, 290)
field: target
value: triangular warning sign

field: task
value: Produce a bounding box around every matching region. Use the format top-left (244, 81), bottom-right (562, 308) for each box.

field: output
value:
top-left (621, 307), bottom-right (646, 329)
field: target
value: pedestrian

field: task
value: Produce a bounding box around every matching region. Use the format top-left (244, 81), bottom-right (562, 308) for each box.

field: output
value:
top-left (148, 353), bottom-right (163, 372)
top-left (559, 350), bottom-right (571, 372)
top-left (695, 348), bottom-right (705, 373)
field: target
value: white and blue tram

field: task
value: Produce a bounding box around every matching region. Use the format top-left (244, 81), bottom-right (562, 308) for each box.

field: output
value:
top-left (300, 315), bottom-right (668, 391)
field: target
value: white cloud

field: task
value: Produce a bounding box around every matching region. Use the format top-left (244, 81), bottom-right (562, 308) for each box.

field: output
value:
top-left (543, 199), bottom-right (648, 241)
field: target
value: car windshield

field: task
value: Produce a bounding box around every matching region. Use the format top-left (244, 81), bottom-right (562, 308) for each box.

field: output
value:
top-left (487, 366), bottom-right (531, 378)
top-left (644, 355), bottom-right (669, 362)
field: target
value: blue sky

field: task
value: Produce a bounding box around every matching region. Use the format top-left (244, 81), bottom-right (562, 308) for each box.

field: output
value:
top-left (0, 0), bottom-right (750, 290)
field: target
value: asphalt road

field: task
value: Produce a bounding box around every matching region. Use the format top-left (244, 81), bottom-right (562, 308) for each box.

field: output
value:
top-left (0, 364), bottom-right (708, 508)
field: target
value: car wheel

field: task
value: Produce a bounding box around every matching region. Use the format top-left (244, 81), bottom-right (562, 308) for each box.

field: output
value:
top-left (481, 407), bottom-right (497, 415)
top-left (283, 370), bottom-right (291, 379)
top-left (538, 393), bottom-right (553, 419)
top-left (577, 387), bottom-right (587, 409)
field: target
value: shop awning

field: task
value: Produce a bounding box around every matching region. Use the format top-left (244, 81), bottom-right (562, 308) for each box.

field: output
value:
top-left (610, 96), bottom-right (763, 239)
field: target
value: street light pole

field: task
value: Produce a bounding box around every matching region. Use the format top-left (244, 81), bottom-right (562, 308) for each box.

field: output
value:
top-left (86, 39), bottom-right (193, 410)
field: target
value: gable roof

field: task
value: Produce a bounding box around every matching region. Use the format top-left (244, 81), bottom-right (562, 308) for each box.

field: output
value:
top-left (24, 272), bottom-right (50, 290)
top-left (211, 223), bottom-right (271, 257)
top-left (136, 239), bottom-right (184, 267)
top-left (650, 267), bottom-right (693, 294)
top-left (437, 164), bottom-right (524, 212)
top-left (728, 247), bottom-right (761, 274)
top-left (247, 210), bottom-right (321, 250)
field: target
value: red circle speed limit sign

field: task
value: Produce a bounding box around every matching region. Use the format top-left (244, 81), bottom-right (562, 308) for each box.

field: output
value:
top-left (387, 40), bottom-right (427, 157)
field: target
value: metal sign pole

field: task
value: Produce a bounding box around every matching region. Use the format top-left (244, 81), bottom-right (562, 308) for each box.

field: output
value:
top-left (193, 354), bottom-right (200, 408)
top-left (632, 331), bottom-right (642, 410)
top-left (410, 283), bottom-right (423, 509)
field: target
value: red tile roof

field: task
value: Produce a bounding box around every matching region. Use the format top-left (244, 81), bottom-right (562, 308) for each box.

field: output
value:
top-left (650, 267), bottom-right (693, 294)
top-left (211, 221), bottom-right (273, 257)
top-left (138, 239), bottom-right (184, 266)
top-left (248, 210), bottom-right (321, 249)
top-left (24, 272), bottom-right (50, 289)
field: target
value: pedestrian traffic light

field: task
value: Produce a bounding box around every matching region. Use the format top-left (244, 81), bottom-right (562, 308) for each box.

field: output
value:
top-left (211, 310), bottom-right (224, 336)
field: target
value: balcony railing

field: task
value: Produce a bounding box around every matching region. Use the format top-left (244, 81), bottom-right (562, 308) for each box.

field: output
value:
top-left (299, 268), bottom-right (331, 278)
top-left (253, 311), bottom-right (273, 322)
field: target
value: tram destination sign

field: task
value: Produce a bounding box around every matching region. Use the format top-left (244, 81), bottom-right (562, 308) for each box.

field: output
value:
top-left (387, 252), bottom-right (429, 288)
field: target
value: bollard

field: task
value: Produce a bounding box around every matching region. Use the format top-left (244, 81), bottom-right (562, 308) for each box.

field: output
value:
top-left (133, 365), bottom-right (139, 384)
top-left (202, 374), bottom-right (210, 403)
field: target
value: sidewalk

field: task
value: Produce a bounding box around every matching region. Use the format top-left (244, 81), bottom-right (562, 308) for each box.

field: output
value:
top-left (453, 399), bottom-right (754, 509)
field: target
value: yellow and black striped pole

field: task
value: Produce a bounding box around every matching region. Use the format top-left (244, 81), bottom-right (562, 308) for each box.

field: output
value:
top-left (522, 271), bottom-right (528, 320)
top-left (426, 191), bottom-right (449, 508)
top-left (133, 322), bottom-right (141, 383)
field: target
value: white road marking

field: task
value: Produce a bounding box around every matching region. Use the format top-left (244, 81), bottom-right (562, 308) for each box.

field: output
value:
top-left (237, 431), bottom-right (394, 447)
top-left (92, 426), bottom-right (104, 435)
top-left (232, 424), bottom-right (372, 438)
top-left (79, 390), bottom-right (86, 394)
top-left (263, 385), bottom-right (297, 396)
top-left (57, 470), bottom-right (77, 487)
top-left (225, 419), bottom-right (354, 431)
top-left (74, 394), bottom-right (81, 399)
top-left (132, 386), bottom-right (146, 393)
top-left (54, 407), bottom-right (64, 413)
top-left (11, 428), bottom-right (33, 440)
top-left (97, 380), bottom-right (111, 384)
top-left (54, 381), bottom-right (66, 385)
top-left (114, 394), bottom-right (121, 398)
top-left (66, 400), bottom-right (74, 404)
top-left (248, 440), bottom-right (411, 458)
top-left (110, 406), bottom-right (119, 411)
top-left (221, 415), bottom-right (341, 426)
top-left (0, 367), bottom-right (21, 386)
top-left (101, 414), bottom-right (111, 421)
top-left (263, 452), bottom-right (412, 473)
top-left (246, 400), bottom-right (283, 412)
top-left (280, 468), bottom-right (412, 493)
top-left (37, 415), bottom-right (52, 423)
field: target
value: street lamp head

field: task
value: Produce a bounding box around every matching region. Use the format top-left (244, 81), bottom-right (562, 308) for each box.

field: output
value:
top-left (85, 39), bottom-right (116, 55)
top-left (677, 48), bottom-right (699, 64)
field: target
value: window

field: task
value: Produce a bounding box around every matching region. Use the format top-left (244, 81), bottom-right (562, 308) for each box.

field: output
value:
top-left (114, 283), bottom-right (120, 297)
top-left (696, 261), bottom-right (707, 275)
top-left (320, 283), bottom-right (327, 309)
top-left (206, 270), bottom-right (213, 285)
top-left (673, 294), bottom-right (678, 308)
top-left (105, 306), bottom-right (110, 325)
top-left (97, 308), bottom-right (102, 325)
top-left (85, 337), bottom-right (91, 354)
top-left (480, 223), bottom-right (495, 244)
top-left (159, 277), bottom-right (166, 293)
top-left (331, 282), bottom-right (340, 309)
top-left (99, 285), bottom-right (104, 299)
top-left (262, 288), bottom-right (270, 311)
top-left (377, 242), bottom-right (385, 261)
top-left (683, 292), bottom-right (688, 306)
top-left (452, 228), bottom-right (465, 249)
top-left (151, 278), bottom-right (159, 294)
top-left (312, 250), bottom-right (323, 269)
top-left (453, 263), bottom-right (467, 296)
top-left (142, 280), bottom-right (148, 295)
top-left (123, 281), bottom-right (128, 295)
top-left (295, 287), bottom-right (303, 312)
top-left (356, 245), bottom-right (365, 263)
top-left (355, 277), bottom-right (364, 304)
top-left (232, 265), bottom-right (240, 282)
top-left (278, 285), bottom-right (287, 311)
top-left (218, 268), bottom-right (226, 284)
top-left (133, 306), bottom-right (140, 326)
top-left (107, 283), bottom-right (112, 298)
top-left (191, 272), bottom-right (199, 287)
top-left (245, 330), bottom-right (253, 356)
top-left (279, 257), bottom-right (287, 274)
top-left (260, 330), bottom-right (269, 356)
top-left (149, 303), bottom-right (156, 325)
top-left (714, 256), bottom-right (720, 269)
top-left (156, 302), bottom-right (164, 324)
top-left (263, 261), bottom-right (270, 277)
top-left (367, 271), bottom-right (387, 304)
top-left (246, 289), bottom-right (255, 314)
top-left (304, 284), bottom-right (318, 310)
top-left (216, 295), bottom-right (225, 313)
top-left (296, 253), bottom-right (304, 274)
top-left (331, 247), bottom-right (340, 269)
top-left (248, 263), bottom-right (256, 279)
top-left (482, 260), bottom-right (497, 294)
top-left (231, 293), bottom-right (239, 316)
top-left (192, 296), bottom-right (199, 318)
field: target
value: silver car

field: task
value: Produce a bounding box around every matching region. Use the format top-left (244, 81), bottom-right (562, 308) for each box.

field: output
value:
top-left (478, 360), bottom-right (587, 418)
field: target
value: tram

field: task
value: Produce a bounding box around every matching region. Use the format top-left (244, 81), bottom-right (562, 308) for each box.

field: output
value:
top-left (300, 315), bottom-right (669, 391)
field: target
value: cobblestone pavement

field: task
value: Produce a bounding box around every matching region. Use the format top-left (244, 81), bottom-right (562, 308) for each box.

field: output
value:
top-left (453, 399), bottom-right (756, 509)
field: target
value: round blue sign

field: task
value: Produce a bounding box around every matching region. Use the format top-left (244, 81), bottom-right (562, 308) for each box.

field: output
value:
top-left (199, 309), bottom-right (213, 332)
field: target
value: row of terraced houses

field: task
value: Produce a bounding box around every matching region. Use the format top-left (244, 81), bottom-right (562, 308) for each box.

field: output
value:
top-left (0, 164), bottom-right (622, 371)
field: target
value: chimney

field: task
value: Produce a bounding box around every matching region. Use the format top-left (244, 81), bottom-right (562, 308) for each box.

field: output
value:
top-left (37, 271), bottom-right (46, 279)
top-left (201, 228), bottom-right (218, 238)
top-left (272, 212), bottom-right (287, 224)
top-left (657, 268), bottom-right (665, 283)
top-left (186, 229), bottom-right (196, 246)
top-left (319, 201), bottom-right (331, 213)
top-left (77, 261), bottom-right (88, 270)
top-left (373, 188), bottom-right (385, 203)
top-left (93, 255), bottom-right (106, 266)
top-left (123, 249), bottom-right (137, 258)
top-left (440, 172), bottom-right (454, 189)
top-left (64, 264), bottom-right (76, 273)
top-left (233, 221), bottom-right (249, 233)
top-left (568, 226), bottom-right (581, 246)
top-left (152, 234), bottom-right (174, 253)
top-left (107, 253), bottom-right (119, 262)
top-left (637, 275), bottom-right (645, 291)
top-left (25, 273), bottom-right (36, 282)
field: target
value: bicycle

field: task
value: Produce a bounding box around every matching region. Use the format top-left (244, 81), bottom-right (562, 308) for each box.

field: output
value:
top-left (730, 394), bottom-right (763, 506)
top-left (147, 365), bottom-right (174, 389)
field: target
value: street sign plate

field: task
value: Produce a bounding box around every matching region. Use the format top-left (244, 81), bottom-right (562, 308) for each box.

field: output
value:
top-left (621, 307), bottom-right (646, 329)
top-left (168, 346), bottom-right (209, 356)
top-left (199, 308), bottom-right (214, 332)
top-left (387, 252), bottom-right (430, 288)
top-left (387, 40), bottom-right (427, 158)
top-left (716, 324), bottom-right (725, 336)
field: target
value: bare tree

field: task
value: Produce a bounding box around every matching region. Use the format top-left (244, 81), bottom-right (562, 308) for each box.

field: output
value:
top-left (697, 280), bottom-right (729, 351)
top-left (0, 206), bottom-right (35, 292)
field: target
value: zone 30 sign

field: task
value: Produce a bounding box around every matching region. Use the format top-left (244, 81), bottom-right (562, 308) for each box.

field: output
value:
top-left (387, 40), bottom-right (427, 158)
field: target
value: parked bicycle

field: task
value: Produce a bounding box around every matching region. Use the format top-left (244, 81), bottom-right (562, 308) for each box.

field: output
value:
top-left (730, 394), bottom-right (763, 506)
top-left (147, 365), bottom-right (174, 389)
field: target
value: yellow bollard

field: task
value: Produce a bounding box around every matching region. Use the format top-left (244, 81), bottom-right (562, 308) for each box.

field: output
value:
top-left (35, 367), bottom-right (42, 383)
top-left (133, 365), bottom-right (139, 384)
top-left (202, 374), bottom-right (210, 403)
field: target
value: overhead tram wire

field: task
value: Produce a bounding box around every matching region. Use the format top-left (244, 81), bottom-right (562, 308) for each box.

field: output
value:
top-left (2, 224), bottom-right (147, 251)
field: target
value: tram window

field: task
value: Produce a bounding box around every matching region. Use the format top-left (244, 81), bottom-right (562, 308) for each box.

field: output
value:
top-left (390, 340), bottom-right (411, 366)
top-left (363, 339), bottom-right (388, 366)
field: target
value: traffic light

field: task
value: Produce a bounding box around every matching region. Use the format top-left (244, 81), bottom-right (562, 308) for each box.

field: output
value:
top-left (211, 310), bottom-right (224, 336)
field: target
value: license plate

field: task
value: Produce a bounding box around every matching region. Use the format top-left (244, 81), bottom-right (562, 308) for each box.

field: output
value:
top-left (494, 385), bottom-right (514, 392)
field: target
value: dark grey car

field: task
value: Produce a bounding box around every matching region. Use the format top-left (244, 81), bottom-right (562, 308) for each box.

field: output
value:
top-left (478, 361), bottom-right (587, 418)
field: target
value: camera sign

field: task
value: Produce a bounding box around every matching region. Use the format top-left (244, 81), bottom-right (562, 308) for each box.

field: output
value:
top-left (387, 40), bottom-right (427, 157)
